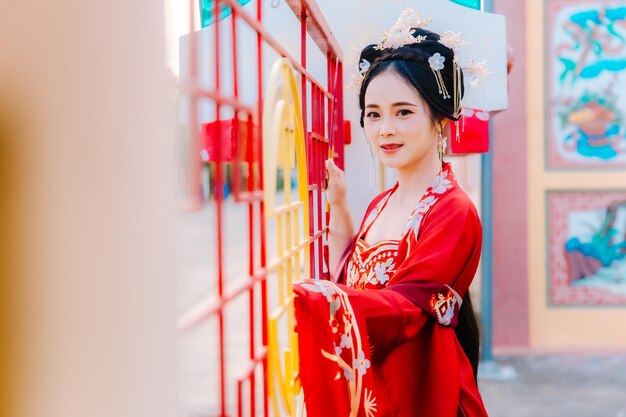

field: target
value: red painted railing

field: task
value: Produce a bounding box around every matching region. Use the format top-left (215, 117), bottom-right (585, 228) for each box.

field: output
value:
top-left (177, 1), bottom-right (345, 416)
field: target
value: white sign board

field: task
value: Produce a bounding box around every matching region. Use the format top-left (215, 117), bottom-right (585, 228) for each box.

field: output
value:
top-left (318, 0), bottom-right (508, 112)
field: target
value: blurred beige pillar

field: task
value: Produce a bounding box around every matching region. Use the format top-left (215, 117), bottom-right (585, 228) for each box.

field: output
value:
top-left (0, 2), bottom-right (177, 417)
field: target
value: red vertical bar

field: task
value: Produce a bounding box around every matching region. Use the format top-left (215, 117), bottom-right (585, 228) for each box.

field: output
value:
top-left (315, 104), bottom-right (320, 277)
top-left (231, 10), bottom-right (241, 199)
top-left (246, 116), bottom-right (257, 417)
top-left (325, 57), bottom-right (335, 250)
top-left (213, 2), bottom-right (227, 417)
top-left (228, 8), bottom-right (258, 416)
top-left (301, 8), bottom-right (315, 278)
top-left (237, 380), bottom-right (244, 417)
top-left (256, 2), bottom-right (269, 416)
top-left (314, 86), bottom-right (319, 135)
top-left (308, 85), bottom-right (316, 289)
top-left (312, 87), bottom-right (316, 135)
top-left (316, 142), bottom-right (323, 279)
top-left (300, 8), bottom-right (308, 136)
top-left (336, 61), bottom-right (345, 169)
top-left (327, 57), bottom-right (332, 145)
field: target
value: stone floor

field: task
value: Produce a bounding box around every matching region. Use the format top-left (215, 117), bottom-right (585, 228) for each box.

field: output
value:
top-left (480, 354), bottom-right (626, 417)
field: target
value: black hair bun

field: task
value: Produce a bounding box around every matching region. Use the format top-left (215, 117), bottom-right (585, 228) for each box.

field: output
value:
top-left (358, 44), bottom-right (381, 69)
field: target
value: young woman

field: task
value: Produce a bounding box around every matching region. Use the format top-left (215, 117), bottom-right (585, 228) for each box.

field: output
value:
top-left (294, 10), bottom-right (488, 417)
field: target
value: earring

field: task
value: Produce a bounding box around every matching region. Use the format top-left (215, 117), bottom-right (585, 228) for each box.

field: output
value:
top-left (437, 130), bottom-right (447, 169)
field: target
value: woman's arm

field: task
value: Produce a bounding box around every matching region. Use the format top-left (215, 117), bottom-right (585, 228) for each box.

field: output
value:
top-left (325, 158), bottom-right (355, 274)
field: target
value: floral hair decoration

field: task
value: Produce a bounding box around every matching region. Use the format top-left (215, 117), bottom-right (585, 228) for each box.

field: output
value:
top-left (349, 7), bottom-right (493, 122)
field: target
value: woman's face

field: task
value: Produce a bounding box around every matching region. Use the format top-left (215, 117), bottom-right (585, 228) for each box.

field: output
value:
top-left (363, 69), bottom-right (438, 172)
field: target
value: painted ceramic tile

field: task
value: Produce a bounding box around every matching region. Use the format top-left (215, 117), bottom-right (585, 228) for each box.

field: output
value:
top-left (549, 191), bottom-right (626, 305)
top-left (547, 2), bottom-right (626, 169)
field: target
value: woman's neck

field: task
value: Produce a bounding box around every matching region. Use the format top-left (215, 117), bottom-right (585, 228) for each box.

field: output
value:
top-left (394, 154), bottom-right (441, 202)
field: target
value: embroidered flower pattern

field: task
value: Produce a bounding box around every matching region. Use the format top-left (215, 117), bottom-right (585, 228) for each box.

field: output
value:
top-left (334, 344), bottom-right (343, 356)
top-left (364, 388), bottom-right (378, 417)
top-left (405, 195), bottom-right (436, 236)
top-left (353, 350), bottom-right (371, 376)
top-left (299, 164), bottom-right (459, 416)
top-left (296, 279), bottom-right (371, 414)
top-left (348, 241), bottom-right (399, 289)
top-left (340, 333), bottom-right (353, 349)
top-left (343, 367), bottom-right (355, 382)
top-left (320, 283), bottom-right (336, 302)
top-left (403, 169), bottom-right (455, 237)
top-left (373, 258), bottom-right (395, 285)
top-left (429, 290), bottom-right (458, 326)
top-left (431, 172), bottom-right (453, 194)
top-left (428, 53), bottom-right (445, 71)
top-left (349, 166), bottom-right (457, 289)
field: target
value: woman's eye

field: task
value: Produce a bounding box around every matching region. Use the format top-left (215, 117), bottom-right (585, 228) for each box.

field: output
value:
top-left (366, 112), bottom-right (380, 119)
top-left (398, 109), bottom-right (413, 117)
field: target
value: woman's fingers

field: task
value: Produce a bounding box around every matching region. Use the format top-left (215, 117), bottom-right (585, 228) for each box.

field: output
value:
top-left (326, 158), bottom-right (342, 178)
top-left (325, 158), bottom-right (335, 175)
top-left (323, 168), bottom-right (329, 190)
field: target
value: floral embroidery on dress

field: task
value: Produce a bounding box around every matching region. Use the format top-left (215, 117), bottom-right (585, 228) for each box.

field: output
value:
top-left (405, 195), bottom-right (437, 235)
top-left (297, 279), bottom-right (377, 415)
top-left (347, 164), bottom-right (458, 290)
top-left (428, 285), bottom-right (463, 326)
top-left (364, 388), bottom-right (378, 417)
top-left (372, 258), bottom-right (395, 285)
top-left (431, 170), bottom-right (453, 194)
top-left (353, 350), bottom-right (371, 376)
top-left (347, 240), bottom-right (399, 289)
top-left (403, 166), bottom-right (456, 238)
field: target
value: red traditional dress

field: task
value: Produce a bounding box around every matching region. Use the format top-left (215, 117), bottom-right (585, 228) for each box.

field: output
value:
top-left (294, 163), bottom-right (488, 417)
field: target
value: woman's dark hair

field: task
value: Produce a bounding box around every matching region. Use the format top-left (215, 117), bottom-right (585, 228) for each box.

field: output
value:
top-left (357, 28), bottom-right (480, 380)
top-left (358, 28), bottom-right (464, 128)
top-left (456, 293), bottom-right (480, 381)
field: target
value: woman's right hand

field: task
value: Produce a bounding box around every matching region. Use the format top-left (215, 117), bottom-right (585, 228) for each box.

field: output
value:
top-left (325, 158), bottom-right (347, 208)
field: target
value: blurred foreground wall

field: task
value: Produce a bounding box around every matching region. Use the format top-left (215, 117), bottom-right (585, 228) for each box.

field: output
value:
top-left (0, 2), bottom-right (178, 416)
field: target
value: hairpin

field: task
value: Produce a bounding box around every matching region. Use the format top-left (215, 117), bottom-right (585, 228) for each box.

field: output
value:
top-left (439, 31), bottom-right (470, 51)
top-left (374, 24), bottom-right (427, 51)
top-left (428, 53), bottom-right (450, 99)
top-left (349, 6), bottom-right (492, 118)
top-left (347, 58), bottom-right (371, 91)
top-left (463, 60), bottom-right (493, 88)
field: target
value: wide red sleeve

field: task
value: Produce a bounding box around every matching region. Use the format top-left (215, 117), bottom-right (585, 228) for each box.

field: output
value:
top-left (293, 280), bottom-right (428, 417)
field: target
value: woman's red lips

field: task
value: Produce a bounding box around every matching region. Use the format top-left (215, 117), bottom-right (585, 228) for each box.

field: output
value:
top-left (380, 143), bottom-right (403, 151)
